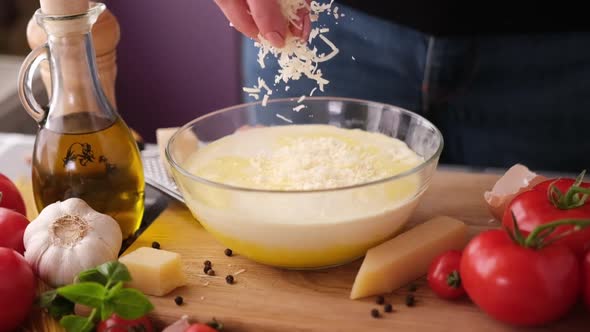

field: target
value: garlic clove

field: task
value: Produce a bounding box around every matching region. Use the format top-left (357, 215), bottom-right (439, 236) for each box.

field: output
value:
top-left (60, 247), bottom-right (87, 285)
top-left (76, 238), bottom-right (118, 273)
top-left (23, 231), bottom-right (50, 270)
top-left (23, 201), bottom-right (62, 243)
top-left (85, 215), bottom-right (122, 257)
top-left (37, 245), bottom-right (69, 286)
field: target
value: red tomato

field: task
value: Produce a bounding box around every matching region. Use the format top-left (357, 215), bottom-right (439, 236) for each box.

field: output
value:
top-left (584, 251), bottom-right (590, 311)
top-left (0, 174), bottom-right (26, 216)
top-left (502, 177), bottom-right (590, 257)
top-left (0, 248), bottom-right (36, 332)
top-left (460, 229), bottom-right (580, 326)
top-left (0, 208), bottom-right (29, 255)
top-left (97, 314), bottom-right (154, 332)
top-left (427, 250), bottom-right (465, 300)
top-left (185, 324), bottom-right (219, 332)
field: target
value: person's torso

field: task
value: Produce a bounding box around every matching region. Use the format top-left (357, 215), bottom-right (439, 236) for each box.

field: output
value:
top-left (337, 0), bottom-right (590, 36)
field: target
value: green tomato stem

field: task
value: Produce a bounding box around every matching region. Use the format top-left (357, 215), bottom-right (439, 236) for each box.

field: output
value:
top-left (549, 170), bottom-right (590, 209)
top-left (446, 270), bottom-right (462, 289)
top-left (523, 218), bottom-right (590, 249)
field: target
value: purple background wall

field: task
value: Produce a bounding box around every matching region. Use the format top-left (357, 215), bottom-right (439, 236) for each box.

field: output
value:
top-left (103, 0), bottom-right (242, 142)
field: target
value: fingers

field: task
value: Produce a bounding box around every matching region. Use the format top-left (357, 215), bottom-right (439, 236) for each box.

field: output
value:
top-left (215, 0), bottom-right (311, 47)
top-left (290, 9), bottom-right (311, 41)
top-left (214, 0), bottom-right (259, 39)
top-left (246, 0), bottom-right (287, 48)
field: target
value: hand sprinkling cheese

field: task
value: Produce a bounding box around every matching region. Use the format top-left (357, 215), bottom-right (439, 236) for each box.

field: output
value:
top-left (250, 0), bottom-right (340, 104)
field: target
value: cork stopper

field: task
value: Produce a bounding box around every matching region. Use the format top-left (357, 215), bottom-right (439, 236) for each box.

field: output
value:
top-left (40, 0), bottom-right (89, 15)
top-left (26, 5), bottom-right (120, 57)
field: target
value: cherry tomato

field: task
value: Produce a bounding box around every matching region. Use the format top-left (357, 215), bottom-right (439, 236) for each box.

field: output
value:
top-left (460, 229), bottom-right (580, 326)
top-left (584, 251), bottom-right (590, 311)
top-left (185, 324), bottom-right (219, 332)
top-left (0, 173), bottom-right (26, 216)
top-left (0, 207), bottom-right (29, 255)
top-left (503, 176), bottom-right (590, 257)
top-left (96, 314), bottom-right (154, 332)
top-left (0, 247), bottom-right (36, 332)
top-left (427, 250), bottom-right (465, 300)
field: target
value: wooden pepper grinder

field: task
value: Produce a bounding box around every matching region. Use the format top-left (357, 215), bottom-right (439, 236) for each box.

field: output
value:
top-left (26, 0), bottom-right (120, 109)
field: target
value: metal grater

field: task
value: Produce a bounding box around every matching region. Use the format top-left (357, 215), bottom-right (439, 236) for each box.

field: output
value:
top-left (141, 149), bottom-right (185, 203)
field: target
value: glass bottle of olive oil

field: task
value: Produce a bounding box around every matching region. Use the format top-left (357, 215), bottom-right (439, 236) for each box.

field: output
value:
top-left (18, 3), bottom-right (144, 239)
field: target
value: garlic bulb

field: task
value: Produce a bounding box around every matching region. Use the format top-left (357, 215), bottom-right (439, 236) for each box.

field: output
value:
top-left (23, 198), bottom-right (122, 287)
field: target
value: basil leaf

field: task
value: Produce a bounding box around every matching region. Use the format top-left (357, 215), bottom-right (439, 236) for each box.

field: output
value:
top-left (38, 290), bottom-right (58, 308)
top-left (57, 282), bottom-right (105, 308)
top-left (48, 295), bottom-right (75, 319)
top-left (60, 315), bottom-right (94, 332)
top-left (106, 281), bottom-right (124, 300)
top-left (97, 261), bottom-right (132, 284)
top-left (101, 301), bottom-right (115, 321)
top-left (38, 290), bottom-right (75, 319)
top-left (76, 268), bottom-right (108, 285)
top-left (110, 288), bottom-right (154, 320)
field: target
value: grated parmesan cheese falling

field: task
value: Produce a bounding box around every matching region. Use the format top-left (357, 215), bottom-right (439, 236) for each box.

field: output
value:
top-left (244, 0), bottom-right (340, 105)
top-left (293, 104), bottom-right (306, 112)
top-left (276, 114), bottom-right (293, 123)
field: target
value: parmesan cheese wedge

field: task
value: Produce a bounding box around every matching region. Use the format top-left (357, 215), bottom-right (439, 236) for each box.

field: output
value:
top-left (349, 216), bottom-right (468, 300)
top-left (119, 247), bottom-right (187, 296)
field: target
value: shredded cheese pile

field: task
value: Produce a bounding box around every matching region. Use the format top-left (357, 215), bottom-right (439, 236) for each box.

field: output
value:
top-left (249, 136), bottom-right (416, 190)
top-left (242, 0), bottom-right (340, 105)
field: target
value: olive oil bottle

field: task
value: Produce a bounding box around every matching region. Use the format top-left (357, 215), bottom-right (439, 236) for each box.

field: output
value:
top-left (18, 3), bottom-right (144, 239)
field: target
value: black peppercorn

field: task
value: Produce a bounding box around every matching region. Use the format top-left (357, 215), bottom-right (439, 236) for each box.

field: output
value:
top-left (405, 294), bottom-right (415, 307)
top-left (224, 248), bottom-right (233, 257)
top-left (207, 269), bottom-right (215, 276)
top-left (174, 296), bottom-right (183, 306)
top-left (376, 295), bottom-right (385, 305)
top-left (151, 241), bottom-right (160, 249)
top-left (370, 309), bottom-right (380, 318)
top-left (204, 266), bottom-right (211, 274)
top-left (225, 275), bottom-right (234, 284)
top-left (408, 283), bottom-right (417, 292)
top-left (204, 260), bottom-right (212, 267)
top-left (384, 303), bottom-right (393, 313)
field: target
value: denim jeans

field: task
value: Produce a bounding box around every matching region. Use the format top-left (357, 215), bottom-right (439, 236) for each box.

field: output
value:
top-left (241, 5), bottom-right (590, 173)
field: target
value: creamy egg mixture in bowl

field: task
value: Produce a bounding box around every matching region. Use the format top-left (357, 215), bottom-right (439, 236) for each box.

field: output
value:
top-left (166, 97), bottom-right (443, 269)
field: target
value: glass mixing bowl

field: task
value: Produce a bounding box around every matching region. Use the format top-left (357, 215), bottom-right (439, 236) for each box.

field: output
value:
top-left (166, 97), bottom-right (443, 269)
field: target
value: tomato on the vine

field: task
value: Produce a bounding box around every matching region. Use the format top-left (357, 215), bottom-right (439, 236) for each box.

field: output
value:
top-left (0, 207), bottom-right (29, 255)
top-left (0, 173), bottom-right (26, 216)
top-left (427, 250), bottom-right (465, 300)
top-left (460, 220), bottom-right (583, 327)
top-left (502, 172), bottom-right (590, 257)
top-left (0, 248), bottom-right (36, 332)
top-left (96, 314), bottom-right (154, 332)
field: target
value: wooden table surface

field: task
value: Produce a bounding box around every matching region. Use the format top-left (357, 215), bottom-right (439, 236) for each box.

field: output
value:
top-left (21, 170), bottom-right (590, 332)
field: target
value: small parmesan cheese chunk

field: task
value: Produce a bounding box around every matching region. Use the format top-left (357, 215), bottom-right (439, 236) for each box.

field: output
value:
top-left (276, 114), bottom-right (293, 123)
top-left (119, 247), bottom-right (187, 296)
top-left (350, 216), bottom-right (468, 299)
top-left (293, 104), bottom-right (306, 112)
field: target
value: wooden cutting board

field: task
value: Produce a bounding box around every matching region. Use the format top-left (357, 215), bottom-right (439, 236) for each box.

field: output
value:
top-left (22, 170), bottom-right (590, 331)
